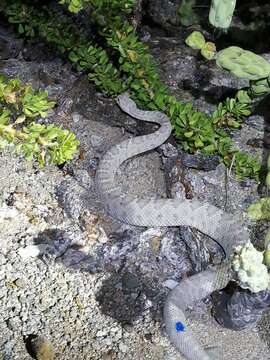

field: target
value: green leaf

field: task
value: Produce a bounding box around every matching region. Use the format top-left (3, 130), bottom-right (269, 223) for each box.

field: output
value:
top-left (18, 23), bottom-right (24, 34)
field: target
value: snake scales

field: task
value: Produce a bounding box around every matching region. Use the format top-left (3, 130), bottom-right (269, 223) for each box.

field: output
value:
top-left (95, 93), bottom-right (249, 359)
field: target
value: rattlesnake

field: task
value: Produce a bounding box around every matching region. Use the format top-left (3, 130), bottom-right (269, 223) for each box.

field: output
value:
top-left (95, 93), bottom-right (249, 359)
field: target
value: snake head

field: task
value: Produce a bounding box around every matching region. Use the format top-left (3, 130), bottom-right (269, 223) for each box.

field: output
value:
top-left (116, 92), bottom-right (137, 113)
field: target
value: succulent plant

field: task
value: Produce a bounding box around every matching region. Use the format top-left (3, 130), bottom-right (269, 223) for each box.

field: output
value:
top-left (185, 31), bottom-right (216, 60)
top-left (266, 154), bottom-right (270, 187)
top-left (247, 198), bottom-right (270, 221)
top-left (265, 230), bottom-right (270, 250)
top-left (209, 0), bottom-right (236, 30)
top-left (235, 90), bottom-right (252, 104)
top-left (264, 249), bottom-right (270, 269)
top-left (264, 230), bottom-right (270, 268)
top-left (201, 42), bottom-right (216, 60)
top-left (185, 31), bottom-right (206, 50)
top-left (216, 46), bottom-right (270, 81)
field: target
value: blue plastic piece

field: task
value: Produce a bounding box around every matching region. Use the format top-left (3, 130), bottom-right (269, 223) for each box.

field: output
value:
top-left (175, 321), bottom-right (185, 332)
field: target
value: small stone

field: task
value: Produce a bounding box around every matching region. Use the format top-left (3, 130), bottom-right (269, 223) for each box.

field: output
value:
top-left (97, 227), bottom-right (108, 244)
top-left (72, 113), bottom-right (82, 123)
top-left (14, 278), bottom-right (26, 288)
top-left (163, 279), bottom-right (178, 290)
top-left (7, 318), bottom-right (18, 331)
top-left (119, 342), bottom-right (129, 353)
top-left (90, 134), bottom-right (104, 148)
top-left (151, 236), bottom-right (161, 252)
top-left (28, 336), bottom-right (54, 360)
top-left (96, 329), bottom-right (108, 337)
top-left (18, 244), bottom-right (50, 259)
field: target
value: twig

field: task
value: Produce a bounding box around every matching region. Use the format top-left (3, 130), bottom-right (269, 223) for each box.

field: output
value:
top-left (228, 153), bottom-right (236, 178)
top-left (224, 154), bottom-right (236, 211)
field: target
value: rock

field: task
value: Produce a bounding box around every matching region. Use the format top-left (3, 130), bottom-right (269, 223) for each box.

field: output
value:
top-left (28, 336), bottom-right (54, 360)
top-left (90, 134), bottom-right (104, 149)
top-left (14, 278), bottom-right (26, 288)
top-left (17, 244), bottom-right (51, 259)
top-left (148, 37), bottom-right (248, 106)
top-left (1, 341), bottom-right (13, 359)
top-left (119, 342), bottom-right (129, 353)
top-left (146, 0), bottom-right (182, 33)
top-left (122, 273), bottom-right (140, 290)
top-left (213, 288), bottom-right (270, 331)
top-left (247, 115), bottom-right (265, 132)
top-left (97, 227), bottom-right (109, 244)
top-left (151, 235), bottom-right (162, 252)
top-left (0, 26), bottom-right (23, 60)
top-left (96, 329), bottom-right (108, 337)
top-left (56, 179), bottom-right (84, 219)
top-left (163, 279), bottom-right (178, 290)
top-left (179, 151), bottom-right (220, 171)
top-left (246, 138), bottom-right (265, 148)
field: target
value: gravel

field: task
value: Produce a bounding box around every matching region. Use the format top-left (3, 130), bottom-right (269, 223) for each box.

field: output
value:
top-left (0, 24), bottom-right (269, 360)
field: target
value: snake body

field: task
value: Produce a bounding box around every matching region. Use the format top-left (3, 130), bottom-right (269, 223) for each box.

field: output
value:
top-left (95, 94), bottom-right (249, 359)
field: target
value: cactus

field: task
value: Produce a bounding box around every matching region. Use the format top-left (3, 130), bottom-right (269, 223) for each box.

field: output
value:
top-left (185, 31), bottom-right (216, 60)
top-left (216, 46), bottom-right (270, 80)
top-left (265, 230), bottom-right (270, 250)
top-left (185, 31), bottom-right (206, 50)
top-left (264, 230), bottom-right (270, 268)
top-left (209, 0), bottom-right (237, 30)
top-left (201, 42), bottom-right (216, 60)
top-left (266, 154), bottom-right (270, 187)
top-left (264, 249), bottom-right (270, 268)
top-left (186, 35), bottom-right (270, 98)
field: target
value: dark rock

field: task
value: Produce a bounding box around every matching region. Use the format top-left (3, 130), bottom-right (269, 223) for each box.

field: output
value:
top-left (246, 138), bottom-right (265, 148)
top-left (146, 0), bottom-right (182, 33)
top-left (213, 287), bottom-right (270, 331)
top-left (56, 179), bottom-right (85, 219)
top-left (179, 151), bottom-right (220, 171)
top-left (247, 115), bottom-right (265, 132)
top-left (147, 37), bottom-right (248, 107)
top-left (0, 26), bottom-right (23, 60)
top-left (122, 273), bottom-right (140, 290)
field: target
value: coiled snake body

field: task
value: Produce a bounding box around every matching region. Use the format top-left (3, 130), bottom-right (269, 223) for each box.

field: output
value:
top-left (96, 94), bottom-right (249, 359)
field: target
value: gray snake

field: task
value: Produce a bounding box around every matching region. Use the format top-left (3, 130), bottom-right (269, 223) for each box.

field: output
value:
top-left (95, 93), bottom-right (249, 359)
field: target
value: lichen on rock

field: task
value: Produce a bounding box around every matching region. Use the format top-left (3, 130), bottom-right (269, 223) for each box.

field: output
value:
top-left (232, 242), bottom-right (270, 293)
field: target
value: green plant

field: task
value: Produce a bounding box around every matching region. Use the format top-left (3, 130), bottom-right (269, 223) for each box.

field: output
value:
top-left (247, 198), bottom-right (270, 221)
top-left (0, 75), bottom-right (79, 166)
top-left (185, 31), bottom-right (206, 50)
top-left (209, 0), bottom-right (237, 30)
top-left (2, 0), bottom-right (262, 181)
top-left (227, 151), bottom-right (261, 182)
top-left (186, 33), bottom-right (270, 101)
top-left (0, 75), bottom-right (55, 117)
top-left (59, 0), bottom-right (86, 13)
top-left (266, 154), bottom-right (270, 187)
top-left (212, 98), bottom-right (251, 128)
top-left (59, 0), bottom-right (134, 14)
top-left (178, 0), bottom-right (199, 27)
top-left (185, 31), bottom-right (217, 60)
top-left (218, 49), bottom-right (270, 110)
top-left (216, 46), bottom-right (270, 81)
